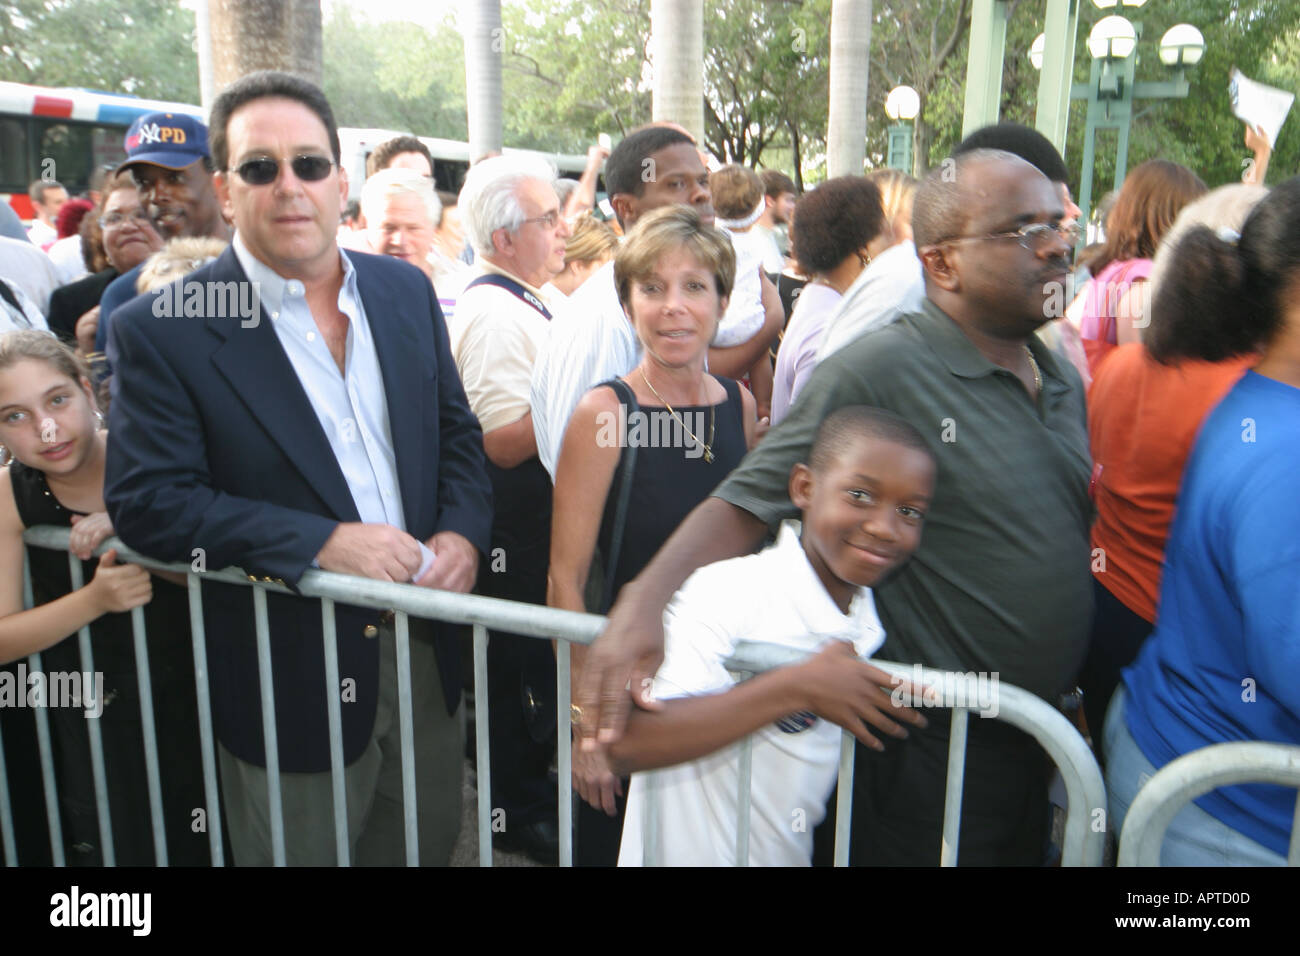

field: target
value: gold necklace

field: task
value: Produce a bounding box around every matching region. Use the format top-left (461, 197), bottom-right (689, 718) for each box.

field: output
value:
top-left (1024, 346), bottom-right (1042, 394)
top-left (639, 369), bottom-right (716, 463)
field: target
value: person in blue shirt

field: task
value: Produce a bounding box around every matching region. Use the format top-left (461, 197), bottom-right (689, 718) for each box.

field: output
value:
top-left (1104, 176), bottom-right (1300, 865)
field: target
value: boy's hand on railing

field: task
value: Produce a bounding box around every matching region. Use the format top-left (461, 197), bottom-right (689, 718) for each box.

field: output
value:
top-left (796, 641), bottom-right (928, 751)
top-left (317, 523), bottom-right (423, 582)
top-left (68, 511), bottom-right (115, 561)
top-left (572, 733), bottom-right (623, 816)
top-left (415, 531), bottom-right (478, 593)
top-left (575, 582), bottom-right (667, 750)
top-left (89, 548), bottom-right (153, 614)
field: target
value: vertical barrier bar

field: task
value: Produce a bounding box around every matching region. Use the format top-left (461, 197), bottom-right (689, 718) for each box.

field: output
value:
top-left (186, 574), bottom-right (223, 865)
top-left (28, 653), bottom-right (64, 867)
top-left (24, 556), bottom-right (64, 866)
top-left (940, 708), bottom-right (969, 867)
top-left (0, 721), bottom-right (15, 866)
top-left (735, 735), bottom-right (753, 866)
top-left (472, 624), bottom-right (492, 866)
top-left (393, 612), bottom-right (419, 866)
top-left (832, 731), bottom-right (856, 867)
top-left (556, 639), bottom-right (573, 868)
top-left (1289, 792), bottom-right (1300, 867)
top-left (319, 598), bottom-right (349, 866)
top-left (129, 606), bottom-right (167, 865)
top-left (252, 587), bottom-right (285, 866)
top-left (66, 554), bottom-right (114, 866)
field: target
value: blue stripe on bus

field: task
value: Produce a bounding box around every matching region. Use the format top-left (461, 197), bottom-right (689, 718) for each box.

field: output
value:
top-left (96, 103), bottom-right (152, 126)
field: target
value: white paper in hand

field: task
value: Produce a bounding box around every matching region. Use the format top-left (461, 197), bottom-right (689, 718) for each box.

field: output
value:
top-left (411, 542), bottom-right (437, 584)
top-left (1229, 68), bottom-right (1294, 149)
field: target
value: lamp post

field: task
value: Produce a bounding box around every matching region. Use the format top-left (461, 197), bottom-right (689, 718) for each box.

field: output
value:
top-left (1029, 0), bottom-right (1204, 233)
top-left (884, 85), bottom-right (920, 173)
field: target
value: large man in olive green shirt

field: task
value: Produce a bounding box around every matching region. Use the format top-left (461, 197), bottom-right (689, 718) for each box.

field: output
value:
top-left (575, 149), bottom-right (1093, 865)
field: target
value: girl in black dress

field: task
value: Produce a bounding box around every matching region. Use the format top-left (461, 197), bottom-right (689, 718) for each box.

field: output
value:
top-left (0, 330), bottom-right (207, 865)
top-left (549, 206), bottom-right (757, 863)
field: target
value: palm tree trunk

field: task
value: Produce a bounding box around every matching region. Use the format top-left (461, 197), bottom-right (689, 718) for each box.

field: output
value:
top-left (826, 0), bottom-right (872, 178)
top-left (208, 0), bottom-right (322, 90)
top-left (651, 0), bottom-right (704, 145)
top-left (461, 0), bottom-right (504, 163)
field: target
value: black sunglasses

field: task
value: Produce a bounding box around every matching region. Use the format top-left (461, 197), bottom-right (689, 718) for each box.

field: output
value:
top-left (231, 154), bottom-right (335, 186)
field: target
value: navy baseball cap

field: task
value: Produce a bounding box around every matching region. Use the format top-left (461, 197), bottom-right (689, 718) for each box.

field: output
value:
top-left (118, 112), bottom-right (210, 174)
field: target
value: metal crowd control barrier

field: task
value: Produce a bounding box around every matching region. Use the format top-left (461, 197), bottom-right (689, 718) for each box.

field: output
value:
top-left (1118, 742), bottom-right (1300, 867)
top-left (4, 526), bottom-right (1105, 867)
top-left (659, 640), bottom-right (1108, 867)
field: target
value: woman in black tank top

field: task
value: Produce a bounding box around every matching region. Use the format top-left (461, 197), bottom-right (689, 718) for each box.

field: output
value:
top-left (0, 331), bottom-right (207, 865)
top-left (548, 207), bottom-right (758, 864)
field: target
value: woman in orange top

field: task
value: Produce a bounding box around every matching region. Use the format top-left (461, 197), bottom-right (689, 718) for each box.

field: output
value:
top-left (1080, 184), bottom-right (1265, 746)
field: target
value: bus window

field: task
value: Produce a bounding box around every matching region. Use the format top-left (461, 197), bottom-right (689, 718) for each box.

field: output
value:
top-left (0, 118), bottom-right (31, 194)
top-left (35, 121), bottom-right (94, 193)
top-left (92, 126), bottom-right (127, 173)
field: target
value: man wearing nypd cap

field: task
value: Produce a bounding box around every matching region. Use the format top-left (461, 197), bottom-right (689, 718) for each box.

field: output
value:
top-left (94, 111), bottom-right (233, 374)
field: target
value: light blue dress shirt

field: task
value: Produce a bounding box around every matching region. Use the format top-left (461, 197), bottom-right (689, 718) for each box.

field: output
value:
top-left (231, 234), bottom-right (406, 532)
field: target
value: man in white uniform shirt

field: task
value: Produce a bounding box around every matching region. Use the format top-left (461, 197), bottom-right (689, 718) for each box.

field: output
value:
top-left (450, 153), bottom-right (571, 863)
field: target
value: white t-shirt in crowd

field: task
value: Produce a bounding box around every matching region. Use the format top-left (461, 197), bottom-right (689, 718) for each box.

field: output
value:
top-left (770, 282), bottom-right (842, 425)
top-left (0, 278), bottom-right (51, 334)
top-left (46, 235), bottom-right (89, 286)
top-left (450, 262), bottom-right (557, 434)
top-left (714, 228), bottom-right (767, 348)
top-left (618, 525), bottom-right (886, 867)
top-left (27, 219), bottom-right (56, 249)
top-left (815, 240), bottom-right (925, 361)
top-left (529, 260), bottom-right (635, 479)
top-left (0, 235), bottom-right (62, 316)
top-left (752, 223), bottom-right (784, 276)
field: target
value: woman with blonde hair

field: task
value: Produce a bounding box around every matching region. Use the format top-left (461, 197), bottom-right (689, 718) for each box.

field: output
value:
top-left (549, 205), bottom-right (756, 864)
top-left (549, 214), bottom-right (618, 298)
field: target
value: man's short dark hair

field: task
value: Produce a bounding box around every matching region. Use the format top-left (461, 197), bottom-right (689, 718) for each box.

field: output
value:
top-left (605, 126), bottom-right (696, 199)
top-left (912, 148), bottom-right (1027, 248)
top-left (366, 135), bottom-right (434, 179)
top-left (808, 405), bottom-right (935, 475)
top-left (208, 70), bottom-right (341, 172)
top-left (29, 180), bottom-right (65, 204)
top-left (953, 122), bottom-right (1069, 186)
top-left (760, 169), bottom-right (796, 199)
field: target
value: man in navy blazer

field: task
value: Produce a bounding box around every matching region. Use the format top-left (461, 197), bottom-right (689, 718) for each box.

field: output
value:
top-left (104, 72), bottom-right (492, 865)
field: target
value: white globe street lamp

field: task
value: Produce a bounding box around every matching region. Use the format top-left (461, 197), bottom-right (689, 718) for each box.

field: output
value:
top-left (885, 85), bottom-right (921, 121)
top-left (1090, 0), bottom-right (1147, 9)
top-left (1159, 24), bottom-right (1206, 66)
top-left (1029, 33), bottom-right (1046, 71)
top-left (884, 85), bottom-right (919, 172)
top-left (1088, 15), bottom-right (1137, 59)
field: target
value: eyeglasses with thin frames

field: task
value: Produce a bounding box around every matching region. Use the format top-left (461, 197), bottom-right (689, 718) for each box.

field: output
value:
top-left (230, 154), bottom-right (335, 187)
top-left (99, 209), bottom-right (153, 230)
top-left (940, 221), bottom-right (1082, 252)
top-left (520, 210), bottom-right (561, 230)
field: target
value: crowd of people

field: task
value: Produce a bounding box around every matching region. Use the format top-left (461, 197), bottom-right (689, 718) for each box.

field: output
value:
top-left (0, 68), bottom-right (1294, 868)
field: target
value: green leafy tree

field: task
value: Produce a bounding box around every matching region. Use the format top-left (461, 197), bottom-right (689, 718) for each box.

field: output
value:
top-left (0, 0), bottom-right (199, 102)
top-left (322, 3), bottom-right (466, 137)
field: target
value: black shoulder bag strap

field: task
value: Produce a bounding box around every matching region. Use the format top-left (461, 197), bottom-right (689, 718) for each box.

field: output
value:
top-left (600, 378), bottom-right (639, 614)
top-left (463, 272), bottom-right (553, 320)
top-left (0, 279), bottom-right (27, 321)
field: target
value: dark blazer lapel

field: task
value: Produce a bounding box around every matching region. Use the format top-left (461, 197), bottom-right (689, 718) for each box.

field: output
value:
top-left (352, 255), bottom-right (426, 535)
top-left (205, 248), bottom-right (361, 523)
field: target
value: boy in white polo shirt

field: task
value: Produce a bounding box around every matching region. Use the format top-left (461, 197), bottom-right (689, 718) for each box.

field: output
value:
top-left (613, 406), bottom-right (938, 866)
